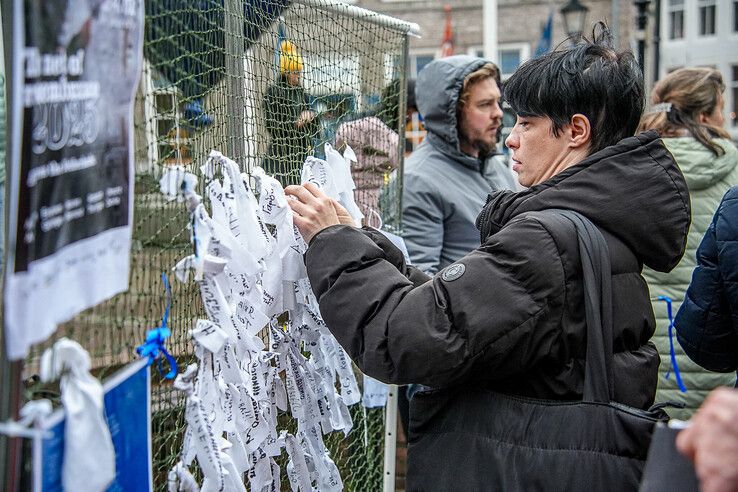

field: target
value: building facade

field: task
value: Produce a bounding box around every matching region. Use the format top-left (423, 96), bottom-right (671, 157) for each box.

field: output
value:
top-left (659, 0), bottom-right (738, 138)
top-left (353, 0), bottom-right (636, 80)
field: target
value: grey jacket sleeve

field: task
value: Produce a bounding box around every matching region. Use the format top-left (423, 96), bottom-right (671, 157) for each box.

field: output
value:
top-left (305, 219), bottom-right (566, 387)
top-left (401, 172), bottom-right (446, 275)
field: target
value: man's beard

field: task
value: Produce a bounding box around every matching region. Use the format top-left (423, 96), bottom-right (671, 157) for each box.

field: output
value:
top-left (458, 118), bottom-right (501, 157)
top-left (459, 132), bottom-right (496, 157)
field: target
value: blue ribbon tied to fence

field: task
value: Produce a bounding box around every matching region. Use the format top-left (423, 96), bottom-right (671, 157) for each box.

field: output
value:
top-left (137, 273), bottom-right (178, 379)
top-left (658, 295), bottom-right (687, 393)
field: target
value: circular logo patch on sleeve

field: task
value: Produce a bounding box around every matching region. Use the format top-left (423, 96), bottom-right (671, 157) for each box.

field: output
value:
top-left (441, 263), bottom-right (466, 282)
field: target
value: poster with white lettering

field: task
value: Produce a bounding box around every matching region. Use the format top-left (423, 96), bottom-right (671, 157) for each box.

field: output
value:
top-left (4, 0), bottom-right (144, 359)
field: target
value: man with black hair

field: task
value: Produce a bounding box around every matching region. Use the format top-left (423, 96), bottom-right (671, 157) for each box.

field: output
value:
top-left (284, 25), bottom-right (690, 489)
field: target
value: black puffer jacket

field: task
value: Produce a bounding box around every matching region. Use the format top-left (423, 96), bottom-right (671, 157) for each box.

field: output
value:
top-left (305, 131), bottom-right (690, 486)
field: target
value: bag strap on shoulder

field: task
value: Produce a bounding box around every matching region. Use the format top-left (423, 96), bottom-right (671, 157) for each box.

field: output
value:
top-left (547, 209), bottom-right (614, 404)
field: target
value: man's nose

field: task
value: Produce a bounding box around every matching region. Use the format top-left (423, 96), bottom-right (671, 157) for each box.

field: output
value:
top-left (491, 103), bottom-right (503, 120)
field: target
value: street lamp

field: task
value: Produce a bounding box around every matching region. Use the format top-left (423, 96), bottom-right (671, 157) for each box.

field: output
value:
top-left (560, 0), bottom-right (590, 42)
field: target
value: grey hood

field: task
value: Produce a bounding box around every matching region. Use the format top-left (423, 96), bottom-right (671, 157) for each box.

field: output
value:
top-left (416, 55), bottom-right (496, 172)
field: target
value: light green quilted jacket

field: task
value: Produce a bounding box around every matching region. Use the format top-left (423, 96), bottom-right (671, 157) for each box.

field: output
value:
top-left (643, 137), bottom-right (738, 420)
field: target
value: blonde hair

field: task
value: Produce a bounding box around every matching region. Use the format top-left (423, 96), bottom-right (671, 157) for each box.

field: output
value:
top-left (637, 67), bottom-right (729, 156)
top-left (457, 63), bottom-right (500, 111)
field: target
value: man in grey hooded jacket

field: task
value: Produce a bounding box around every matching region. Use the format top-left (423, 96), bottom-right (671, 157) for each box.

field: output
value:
top-left (403, 56), bottom-right (516, 274)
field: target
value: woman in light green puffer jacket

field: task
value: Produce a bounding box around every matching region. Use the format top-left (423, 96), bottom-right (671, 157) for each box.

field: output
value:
top-left (638, 67), bottom-right (738, 420)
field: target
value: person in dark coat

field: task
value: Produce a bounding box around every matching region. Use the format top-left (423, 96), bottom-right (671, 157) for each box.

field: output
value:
top-left (675, 185), bottom-right (738, 372)
top-left (672, 185), bottom-right (738, 492)
top-left (263, 41), bottom-right (319, 185)
top-left (284, 26), bottom-right (690, 490)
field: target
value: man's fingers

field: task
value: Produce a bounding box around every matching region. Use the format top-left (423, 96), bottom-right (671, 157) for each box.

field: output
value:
top-left (331, 200), bottom-right (355, 225)
top-left (303, 182), bottom-right (329, 199)
top-left (287, 197), bottom-right (312, 217)
top-left (332, 199), bottom-right (349, 214)
top-left (285, 183), bottom-right (331, 206)
top-left (676, 427), bottom-right (696, 459)
top-left (284, 185), bottom-right (315, 203)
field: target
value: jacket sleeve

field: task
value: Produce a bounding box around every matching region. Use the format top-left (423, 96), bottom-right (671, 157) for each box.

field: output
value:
top-left (676, 190), bottom-right (738, 372)
top-left (401, 173), bottom-right (446, 275)
top-left (263, 86), bottom-right (283, 136)
top-left (305, 218), bottom-right (567, 387)
top-left (359, 226), bottom-right (432, 287)
top-left (717, 191), bottom-right (738, 336)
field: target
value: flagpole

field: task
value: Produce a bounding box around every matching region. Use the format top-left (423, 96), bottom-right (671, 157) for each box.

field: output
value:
top-left (612, 1), bottom-right (620, 45)
top-left (440, 5), bottom-right (454, 57)
top-left (483, 0), bottom-right (498, 63)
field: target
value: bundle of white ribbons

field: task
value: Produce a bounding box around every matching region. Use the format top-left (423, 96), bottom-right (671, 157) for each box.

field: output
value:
top-left (162, 147), bottom-right (364, 492)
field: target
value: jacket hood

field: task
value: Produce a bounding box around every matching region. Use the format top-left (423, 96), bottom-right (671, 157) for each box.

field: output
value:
top-left (416, 55), bottom-right (495, 170)
top-left (662, 137), bottom-right (738, 191)
top-left (476, 130), bottom-right (691, 272)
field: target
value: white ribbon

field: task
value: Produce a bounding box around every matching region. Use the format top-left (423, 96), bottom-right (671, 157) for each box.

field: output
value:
top-left (168, 461), bottom-right (200, 492)
top-left (40, 338), bottom-right (116, 492)
top-left (0, 400), bottom-right (53, 440)
top-left (166, 149), bottom-right (378, 491)
top-left (324, 142), bottom-right (364, 225)
top-left (203, 151), bottom-right (272, 261)
top-left (175, 366), bottom-right (227, 491)
top-left (281, 431), bottom-right (313, 492)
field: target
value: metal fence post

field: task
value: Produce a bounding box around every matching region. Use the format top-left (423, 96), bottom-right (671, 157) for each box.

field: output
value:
top-left (1, 0), bottom-right (23, 489)
top-left (383, 385), bottom-right (399, 491)
top-left (224, 0), bottom-right (246, 165)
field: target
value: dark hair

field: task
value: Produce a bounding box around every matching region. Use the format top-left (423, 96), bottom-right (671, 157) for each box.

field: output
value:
top-left (504, 23), bottom-right (644, 155)
top-left (406, 79), bottom-right (417, 112)
top-left (377, 78), bottom-right (418, 130)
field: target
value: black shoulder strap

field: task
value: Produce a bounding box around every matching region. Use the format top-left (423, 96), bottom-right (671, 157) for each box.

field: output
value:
top-left (548, 209), bottom-right (614, 404)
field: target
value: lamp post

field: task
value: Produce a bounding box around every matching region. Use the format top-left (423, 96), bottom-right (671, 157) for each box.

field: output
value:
top-left (560, 0), bottom-right (590, 43)
top-left (634, 0), bottom-right (651, 73)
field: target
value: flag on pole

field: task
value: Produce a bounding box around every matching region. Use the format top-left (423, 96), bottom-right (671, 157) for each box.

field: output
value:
top-left (274, 17), bottom-right (287, 80)
top-left (534, 11), bottom-right (554, 58)
top-left (440, 5), bottom-right (454, 58)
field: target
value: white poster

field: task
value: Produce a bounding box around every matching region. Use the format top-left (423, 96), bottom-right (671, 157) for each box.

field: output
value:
top-left (4, 0), bottom-right (144, 359)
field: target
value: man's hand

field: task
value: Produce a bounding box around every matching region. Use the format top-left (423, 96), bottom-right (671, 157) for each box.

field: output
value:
top-left (676, 388), bottom-right (738, 492)
top-left (332, 200), bottom-right (355, 226)
top-left (285, 183), bottom-right (349, 243)
top-left (296, 110), bottom-right (316, 128)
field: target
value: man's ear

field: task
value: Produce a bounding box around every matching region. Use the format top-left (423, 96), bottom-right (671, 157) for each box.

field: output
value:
top-left (568, 114), bottom-right (591, 150)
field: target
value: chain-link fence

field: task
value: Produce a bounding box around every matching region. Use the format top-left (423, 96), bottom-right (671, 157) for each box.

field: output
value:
top-left (20, 0), bottom-right (414, 489)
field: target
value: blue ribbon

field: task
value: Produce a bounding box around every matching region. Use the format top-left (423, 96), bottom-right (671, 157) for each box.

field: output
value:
top-left (136, 273), bottom-right (178, 379)
top-left (658, 295), bottom-right (687, 392)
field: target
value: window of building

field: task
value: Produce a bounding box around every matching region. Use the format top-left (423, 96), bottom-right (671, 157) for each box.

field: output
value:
top-left (734, 0), bottom-right (738, 31)
top-left (409, 52), bottom-right (435, 79)
top-left (698, 0), bottom-right (716, 35)
top-left (732, 65), bottom-right (738, 128)
top-left (500, 50), bottom-right (520, 76)
top-left (668, 0), bottom-right (685, 39)
top-left (497, 43), bottom-right (530, 79)
top-left (467, 47), bottom-right (485, 59)
top-left (304, 55), bottom-right (360, 94)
